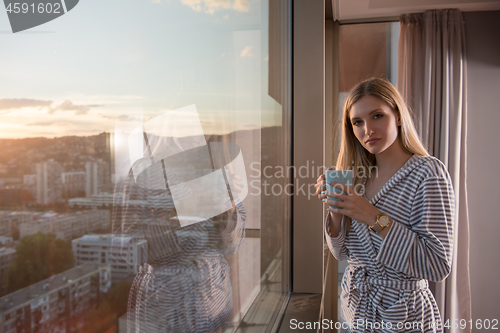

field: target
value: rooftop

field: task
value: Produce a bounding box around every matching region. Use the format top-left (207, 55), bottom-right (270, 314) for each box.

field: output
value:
top-left (78, 234), bottom-right (132, 244)
top-left (0, 247), bottom-right (16, 256)
top-left (0, 211), bottom-right (32, 218)
top-left (74, 234), bottom-right (146, 246)
top-left (68, 192), bottom-right (175, 209)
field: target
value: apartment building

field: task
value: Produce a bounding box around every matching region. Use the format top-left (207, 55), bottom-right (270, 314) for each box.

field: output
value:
top-left (68, 192), bottom-right (175, 212)
top-left (36, 160), bottom-right (63, 205)
top-left (72, 234), bottom-right (147, 282)
top-left (0, 238), bottom-right (13, 247)
top-left (0, 248), bottom-right (16, 297)
top-left (68, 193), bottom-right (117, 208)
top-left (85, 160), bottom-right (111, 198)
top-left (0, 212), bottom-right (33, 239)
top-left (61, 172), bottom-right (86, 199)
top-left (69, 210), bottom-right (110, 239)
top-left (19, 210), bottom-right (110, 242)
top-left (0, 214), bottom-right (11, 239)
top-left (22, 175), bottom-right (37, 201)
top-left (20, 212), bottom-right (72, 242)
top-left (0, 263), bottom-right (111, 333)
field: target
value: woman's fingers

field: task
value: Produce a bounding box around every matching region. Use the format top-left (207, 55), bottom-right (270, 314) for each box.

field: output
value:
top-left (315, 168), bottom-right (333, 200)
top-left (315, 179), bottom-right (326, 195)
top-left (316, 185), bottom-right (325, 196)
top-left (322, 198), bottom-right (346, 209)
top-left (327, 206), bottom-right (346, 216)
top-left (326, 190), bottom-right (348, 200)
top-left (314, 181), bottom-right (324, 189)
top-left (318, 191), bottom-right (329, 200)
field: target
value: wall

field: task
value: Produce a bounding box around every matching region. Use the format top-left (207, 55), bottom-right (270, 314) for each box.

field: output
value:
top-left (293, 0), bottom-right (325, 293)
top-left (464, 10), bottom-right (500, 323)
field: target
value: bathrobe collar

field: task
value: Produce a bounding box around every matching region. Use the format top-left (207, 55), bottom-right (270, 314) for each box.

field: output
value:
top-left (352, 154), bottom-right (428, 268)
top-left (368, 153), bottom-right (427, 206)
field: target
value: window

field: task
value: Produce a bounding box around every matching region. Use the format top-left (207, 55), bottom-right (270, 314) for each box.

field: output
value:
top-left (335, 20), bottom-right (400, 320)
top-left (339, 22), bottom-right (399, 92)
top-left (1, 0), bottom-right (291, 331)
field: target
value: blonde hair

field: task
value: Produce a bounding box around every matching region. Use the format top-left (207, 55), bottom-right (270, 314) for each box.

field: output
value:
top-left (336, 77), bottom-right (429, 232)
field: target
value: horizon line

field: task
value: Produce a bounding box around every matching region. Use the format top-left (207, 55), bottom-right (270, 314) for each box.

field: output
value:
top-left (0, 126), bottom-right (280, 141)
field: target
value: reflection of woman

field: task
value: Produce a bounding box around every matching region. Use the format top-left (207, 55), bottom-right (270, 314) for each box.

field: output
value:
top-left (113, 135), bottom-right (245, 333)
top-left (316, 78), bottom-right (455, 332)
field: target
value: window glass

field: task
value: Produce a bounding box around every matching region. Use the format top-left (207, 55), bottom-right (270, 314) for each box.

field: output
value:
top-left (0, 0), bottom-right (291, 331)
top-left (336, 20), bottom-right (400, 327)
top-left (339, 22), bottom-right (399, 92)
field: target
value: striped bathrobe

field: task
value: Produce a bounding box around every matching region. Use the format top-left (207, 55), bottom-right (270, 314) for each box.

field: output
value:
top-left (326, 154), bottom-right (455, 333)
top-left (112, 170), bottom-right (246, 333)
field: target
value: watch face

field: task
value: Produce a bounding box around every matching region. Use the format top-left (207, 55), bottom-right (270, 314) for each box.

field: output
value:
top-left (379, 216), bottom-right (389, 226)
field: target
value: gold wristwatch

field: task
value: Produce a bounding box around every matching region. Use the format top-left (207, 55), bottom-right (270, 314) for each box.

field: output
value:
top-left (368, 213), bottom-right (393, 233)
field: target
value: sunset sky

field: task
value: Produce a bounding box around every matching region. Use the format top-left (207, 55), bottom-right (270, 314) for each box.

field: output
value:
top-left (0, 0), bottom-right (278, 139)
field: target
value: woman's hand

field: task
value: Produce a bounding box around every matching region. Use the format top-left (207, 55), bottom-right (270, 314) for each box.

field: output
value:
top-left (315, 167), bottom-right (333, 202)
top-left (316, 170), bottom-right (342, 218)
top-left (316, 168), bottom-right (344, 237)
top-left (325, 180), bottom-right (381, 226)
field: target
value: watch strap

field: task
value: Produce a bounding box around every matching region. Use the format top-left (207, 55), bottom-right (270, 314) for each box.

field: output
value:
top-left (369, 222), bottom-right (383, 233)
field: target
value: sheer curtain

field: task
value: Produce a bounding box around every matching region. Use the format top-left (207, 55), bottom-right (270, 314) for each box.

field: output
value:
top-left (397, 9), bottom-right (471, 333)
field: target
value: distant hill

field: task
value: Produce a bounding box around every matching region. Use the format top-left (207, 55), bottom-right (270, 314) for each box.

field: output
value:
top-left (0, 127), bottom-right (284, 178)
top-left (0, 133), bottom-right (111, 177)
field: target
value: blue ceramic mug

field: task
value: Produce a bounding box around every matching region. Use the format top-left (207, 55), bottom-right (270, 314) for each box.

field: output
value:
top-left (325, 170), bottom-right (353, 209)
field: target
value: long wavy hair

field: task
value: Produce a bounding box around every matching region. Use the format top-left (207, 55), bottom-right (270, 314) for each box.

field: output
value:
top-left (336, 78), bottom-right (429, 232)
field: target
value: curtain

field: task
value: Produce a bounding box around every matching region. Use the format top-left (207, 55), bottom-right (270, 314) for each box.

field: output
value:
top-left (397, 9), bottom-right (471, 333)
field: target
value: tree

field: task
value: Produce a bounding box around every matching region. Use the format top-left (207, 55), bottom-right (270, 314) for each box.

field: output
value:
top-left (107, 280), bottom-right (132, 316)
top-left (83, 280), bottom-right (132, 333)
top-left (6, 232), bottom-right (75, 293)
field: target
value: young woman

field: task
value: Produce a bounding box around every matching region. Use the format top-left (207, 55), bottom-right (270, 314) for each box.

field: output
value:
top-left (316, 78), bottom-right (455, 332)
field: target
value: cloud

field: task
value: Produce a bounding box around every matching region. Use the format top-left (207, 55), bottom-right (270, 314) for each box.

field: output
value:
top-left (24, 117), bottom-right (111, 133)
top-left (99, 114), bottom-right (139, 122)
top-left (26, 121), bottom-right (71, 127)
top-left (181, 0), bottom-right (249, 14)
top-left (182, 0), bottom-right (202, 11)
top-left (0, 98), bottom-right (100, 115)
top-left (0, 98), bottom-right (53, 111)
top-left (233, 0), bottom-right (248, 12)
top-left (240, 46), bottom-right (254, 57)
top-left (48, 100), bottom-right (100, 115)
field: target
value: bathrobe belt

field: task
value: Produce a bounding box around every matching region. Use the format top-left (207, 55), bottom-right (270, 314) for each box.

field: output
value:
top-left (347, 266), bottom-right (428, 331)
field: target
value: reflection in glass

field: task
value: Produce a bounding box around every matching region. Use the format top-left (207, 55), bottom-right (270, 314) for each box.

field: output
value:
top-left (112, 106), bottom-right (247, 332)
top-left (337, 21), bottom-right (400, 325)
top-left (0, 0), bottom-right (291, 331)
